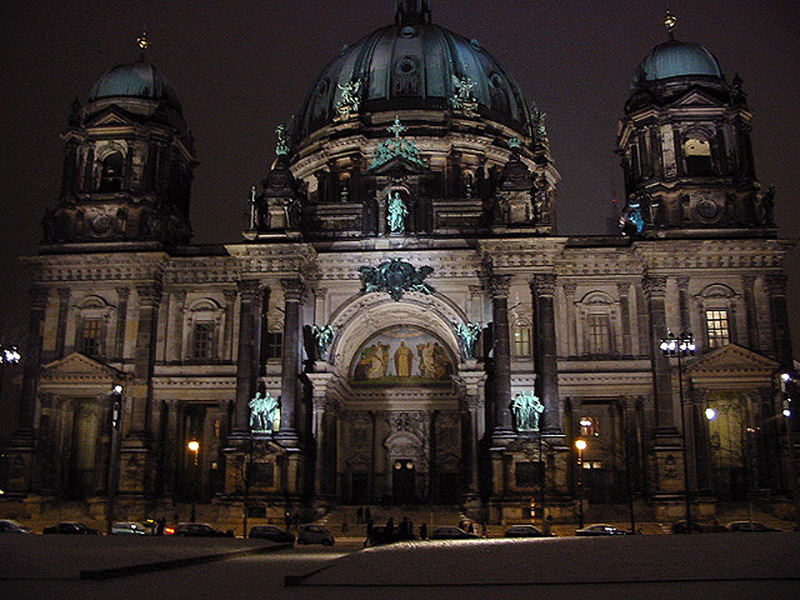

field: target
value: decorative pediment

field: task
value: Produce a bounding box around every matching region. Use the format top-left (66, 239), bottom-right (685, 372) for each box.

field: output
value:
top-left (671, 88), bottom-right (723, 108)
top-left (84, 106), bottom-right (139, 129)
top-left (40, 352), bottom-right (125, 385)
top-left (367, 153), bottom-right (426, 175)
top-left (684, 344), bottom-right (778, 377)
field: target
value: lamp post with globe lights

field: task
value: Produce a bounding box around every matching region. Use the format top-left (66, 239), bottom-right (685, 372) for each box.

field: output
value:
top-left (187, 440), bottom-right (200, 522)
top-left (574, 438), bottom-right (587, 528)
top-left (0, 344), bottom-right (21, 406)
top-left (659, 331), bottom-right (696, 531)
top-left (779, 372), bottom-right (800, 530)
top-left (106, 384), bottom-right (124, 535)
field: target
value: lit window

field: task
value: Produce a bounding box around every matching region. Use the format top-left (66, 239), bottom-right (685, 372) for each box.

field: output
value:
top-left (705, 309), bottom-right (729, 348)
top-left (513, 325), bottom-right (532, 357)
top-left (98, 152), bottom-right (124, 192)
top-left (192, 322), bottom-right (215, 360)
top-left (684, 137), bottom-right (713, 176)
top-left (587, 315), bottom-right (611, 355)
top-left (78, 318), bottom-right (103, 357)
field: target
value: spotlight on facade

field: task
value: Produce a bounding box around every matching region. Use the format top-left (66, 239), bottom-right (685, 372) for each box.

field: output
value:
top-left (705, 407), bottom-right (717, 421)
top-left (187, 440), bottom-right (200, 453)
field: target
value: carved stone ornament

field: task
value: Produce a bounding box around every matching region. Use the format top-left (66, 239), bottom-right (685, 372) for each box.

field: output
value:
top-left (368, 117), bottom-right (426, 171)
top-left (449, 75), bottom-right (479, 117)
top-left (358, 258), bottom-right (435, 301)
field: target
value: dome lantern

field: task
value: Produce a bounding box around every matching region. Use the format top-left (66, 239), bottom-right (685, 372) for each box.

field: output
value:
top-left (395, 0), bottom-right (432, 25)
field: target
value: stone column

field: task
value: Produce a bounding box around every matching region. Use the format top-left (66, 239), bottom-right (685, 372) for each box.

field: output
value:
top-left (167, 290), bottom-right (186, 363)
top-left (490, 275), bottom-right (514, 442)
top-left (223, 289), bottom-right (237, 363)
top-left (114, 287), bottom-right (130, 360)
top-left (642, 275), bottom-right (675, 430)
top-left (617, 282), bottom-right (632, 357)
top-left (563, 282), bottom-right (577, 356)
top-left (55, 288), bottom-right (71, 359)
top-left (129, 284), bottom-right (161, 435)
top-left (232, 280), bottom-right (262, 437)
top-left (457, 371), bottom-right (487, 494)
top-left (306, 372), bottom-right (335, 500)
top-left (677, 277), bottom-right (690, 333)
top-left (275, 278), bottom-right (305, 448)
top-left (742, 275), bottom-right (759, 350)
top-left (531, 274), bottom-right (561, 434)
top-left (765, 274), bottom-right (793, 366)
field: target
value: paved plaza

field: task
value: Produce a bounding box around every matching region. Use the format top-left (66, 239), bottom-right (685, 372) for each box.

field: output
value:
top-left (0, 533), bottom-right (797, 600)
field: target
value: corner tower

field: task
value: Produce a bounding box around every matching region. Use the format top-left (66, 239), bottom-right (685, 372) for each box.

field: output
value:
top-left (616, 13), bottom-right (772, 237)
top-left (43, 36), bottom-right (196, 248)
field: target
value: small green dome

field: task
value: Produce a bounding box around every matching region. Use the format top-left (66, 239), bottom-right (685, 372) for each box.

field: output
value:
top-left (89, 61), bottom-right (182, 113)
top-left (635, 39), bottom-right (723, 83)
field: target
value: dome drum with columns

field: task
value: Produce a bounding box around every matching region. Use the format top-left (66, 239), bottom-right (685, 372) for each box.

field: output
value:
top-left (5, 5), bottom-right (795, 528)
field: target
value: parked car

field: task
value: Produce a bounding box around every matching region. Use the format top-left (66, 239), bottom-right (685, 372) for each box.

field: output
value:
top-left (43, 522), bottom-right (100, 535)
top-left (364, 525), bottom-right (417, 547)
top-left (248, 525), bottom-right (295, 543)
top-left (504, 524), bottom-right (553, 538)
top-left (575, 524), bottom-right (629, 536)
top-left (430, 526), bottom-right (479, 540)
top-left (727, 521), bottom-right (781, 532)
top-left (0, 519), bottom-right (32, 533)
top-left (111, 521), bottom-right (148, 535)
top-left (671, 520), bottom-right (704, 534)
top-left (297, 524), bottom-right (335, 546)
top-left (172, 523), bottom-right (233, 537)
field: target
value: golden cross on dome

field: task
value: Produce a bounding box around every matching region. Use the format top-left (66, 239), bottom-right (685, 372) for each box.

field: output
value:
top-left (663, 10), bottom-right (677, 36)
top-left (137, 30), bottom-right (150, 50)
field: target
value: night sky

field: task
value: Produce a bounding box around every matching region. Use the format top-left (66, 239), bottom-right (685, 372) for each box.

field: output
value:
top-left (0, 0), bottom-right (797, 352)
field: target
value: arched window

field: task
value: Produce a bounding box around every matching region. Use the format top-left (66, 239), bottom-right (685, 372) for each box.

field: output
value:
top-left (684, 135), bottom-right (713, 176)
top-left (74, 295), bottom-right (113, 359)
top-left (695, 284), bottom-right (739, 349)
top-left (98, 152), bottom-right (124, 192)
top-left (576, 291), bottom-right (618, 358)
top-left (183, 298), bottom-right (224, 362)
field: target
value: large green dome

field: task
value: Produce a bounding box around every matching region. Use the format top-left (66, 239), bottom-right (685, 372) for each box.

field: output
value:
top-left (297, 19), bottom-right (534, 141)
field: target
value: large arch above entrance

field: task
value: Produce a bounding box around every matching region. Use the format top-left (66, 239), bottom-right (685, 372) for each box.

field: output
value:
top-left (328, 291), bottom-right (465, 373)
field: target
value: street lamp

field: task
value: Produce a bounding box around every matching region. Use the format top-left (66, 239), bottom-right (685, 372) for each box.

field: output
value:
top-left (0, 344), bottom-right (21, 406)
top-left (659, 331), bottom-right (696, 532)
top-left (106, 384), bottom-right (124, 535)
top-left (575, 438), bottom-right (587, 528)
top-left (187, 440), bottom-right (200, 523)
top-left (779, 373), bottom-right (800, 531)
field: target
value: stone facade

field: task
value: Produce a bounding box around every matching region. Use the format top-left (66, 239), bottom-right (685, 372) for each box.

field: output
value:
top-left (4, 3), bottom-right (796, 524)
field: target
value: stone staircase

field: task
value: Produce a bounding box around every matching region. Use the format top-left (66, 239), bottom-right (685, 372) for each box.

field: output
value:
top-left (316, 505), bottom-right (470, 540)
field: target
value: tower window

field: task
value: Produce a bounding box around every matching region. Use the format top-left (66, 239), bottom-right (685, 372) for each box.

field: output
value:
top-left (78, 318), bottom-right (103, 357)
top-left (191, 321), bottom-right (216, 360)
top-left (513, 325), bottom-right (532, 358)
top-left (98, 152), bottom-right (124, 192)
top-left (587, 315), bottom-right (612, 355)
top-left (264, 331), bottom-right (283, 359)
top-left (705, 309), bottom-right (730, 348)
top-left (684, 137), bottom-right (713, 176)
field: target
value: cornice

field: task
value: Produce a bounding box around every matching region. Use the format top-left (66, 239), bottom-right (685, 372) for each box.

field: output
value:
top-left (24, 252), bottom-right (168, 284)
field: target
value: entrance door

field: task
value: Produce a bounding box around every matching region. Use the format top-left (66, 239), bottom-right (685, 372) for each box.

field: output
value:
top-left (351, 473), bottom-right (369, 503)
top-left (393, 460), bottom-right (416, 504)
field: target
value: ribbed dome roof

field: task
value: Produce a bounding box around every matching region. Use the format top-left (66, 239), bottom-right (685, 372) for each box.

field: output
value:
top-left (89, 60), bottom-right (182, 113)
top-left (634, 39), bottom-right (723, 84)
top-left (297, 21), bottom-right (532, 141)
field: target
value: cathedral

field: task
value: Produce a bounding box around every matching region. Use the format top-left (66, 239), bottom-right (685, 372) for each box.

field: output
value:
top-left (4, 1), bottom-right (796, 526)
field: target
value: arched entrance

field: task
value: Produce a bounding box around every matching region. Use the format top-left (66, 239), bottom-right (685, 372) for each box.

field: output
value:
top-left (316, 292), bottom-right (475, 505)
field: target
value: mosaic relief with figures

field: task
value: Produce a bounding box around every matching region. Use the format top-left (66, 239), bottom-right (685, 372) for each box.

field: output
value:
top-left (350, 326), bottom-right (455, 386)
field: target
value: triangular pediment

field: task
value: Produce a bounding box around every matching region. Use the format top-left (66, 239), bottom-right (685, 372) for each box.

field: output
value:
top-left (671, 88), bottom-right (723, 108)
top-left (84, 106), bottom-right (138, 128)
top-left (684, 344), bottom-right (778, 376)
top-left (368, 154), bottom-right (426, 175)
top-left (40, 352), bottom-right (124, 382)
